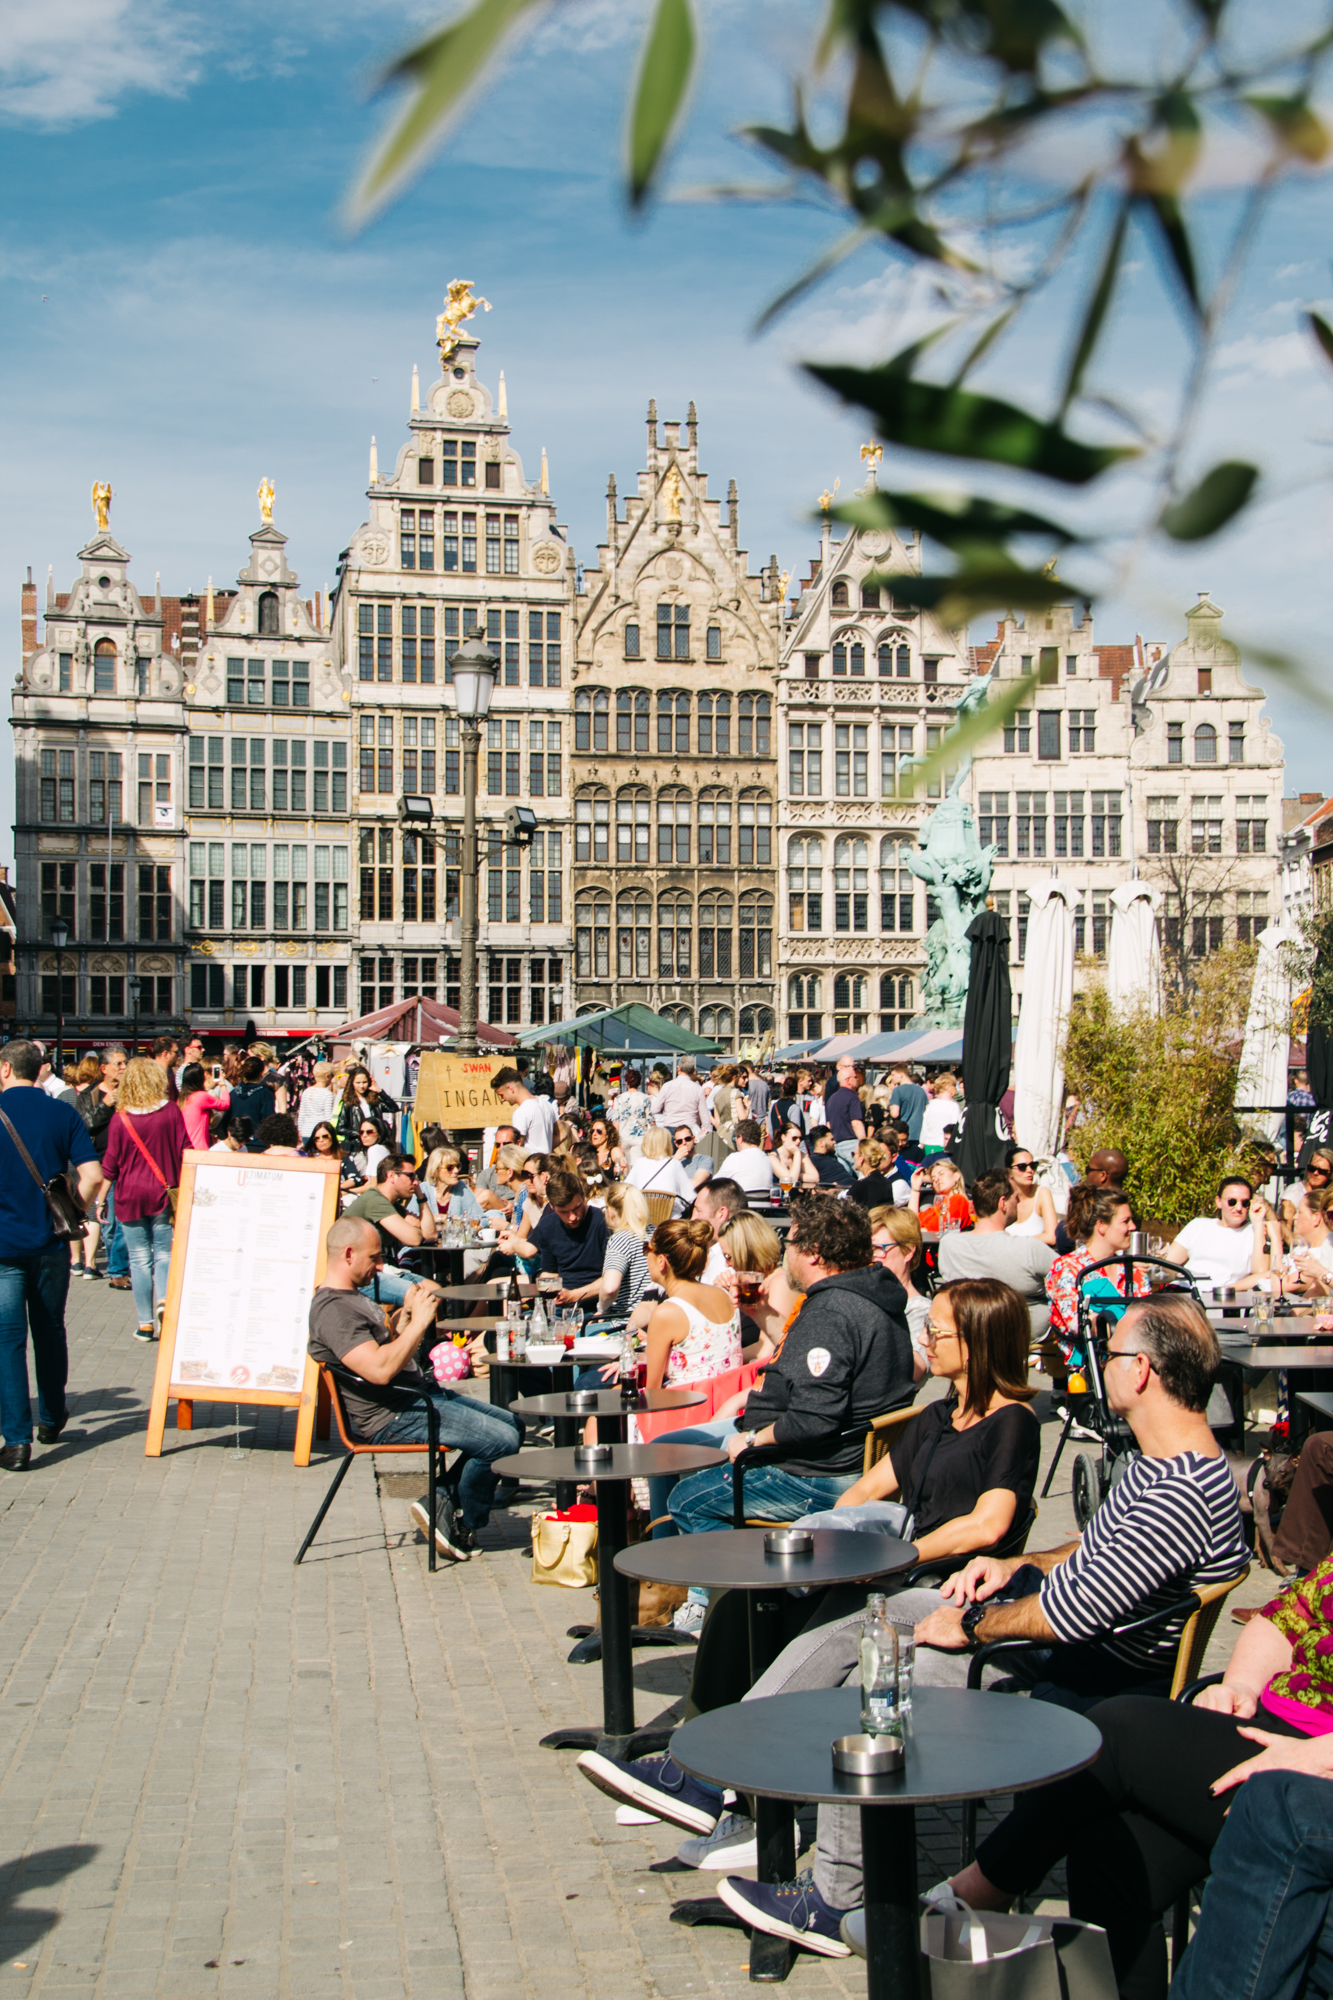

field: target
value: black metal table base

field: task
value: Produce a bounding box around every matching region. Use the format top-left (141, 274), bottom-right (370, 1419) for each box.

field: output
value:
top-left (565, 1622), bottom-right (695, 1664)
top-left (538, 1723), bottom-right (674, 1758)
top-left (862, 1802), bottom-right (920, 1998)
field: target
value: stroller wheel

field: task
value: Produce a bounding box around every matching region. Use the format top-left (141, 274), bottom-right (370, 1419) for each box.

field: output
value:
top-left (1072, 1451), bottom-right (1102, 1530)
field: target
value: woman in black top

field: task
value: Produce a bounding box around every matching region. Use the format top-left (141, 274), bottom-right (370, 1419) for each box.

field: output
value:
top-left (335, 1064), bottom-right (397, 1146)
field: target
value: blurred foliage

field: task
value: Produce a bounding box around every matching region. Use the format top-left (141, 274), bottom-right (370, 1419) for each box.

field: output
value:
top-left (1291, 906), bottom-right (1333, 1035)
top-left (350, 0), bottom-right (1333, 789)
top-left (1064, 953), bottom-right (1260, 1230)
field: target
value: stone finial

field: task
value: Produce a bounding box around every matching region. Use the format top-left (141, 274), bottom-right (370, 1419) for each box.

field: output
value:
top-left (498, 370), bottom-right (508, 420)
top-left (411, 364), bottom-right (420, 414)
top-left (46, 565), bottom-right (55, 610)
top-left (206, 577), bottom-right (215, 628)
top-left (541, 448), bottom-right (549, 496)
top-left (369, 436), bottom-right (379, 483)
top-left (647, 397), bottom-right (658, 451)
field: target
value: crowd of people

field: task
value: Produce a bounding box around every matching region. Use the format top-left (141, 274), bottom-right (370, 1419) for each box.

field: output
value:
top-left (12, 1027), bottom-right (1333, 1997)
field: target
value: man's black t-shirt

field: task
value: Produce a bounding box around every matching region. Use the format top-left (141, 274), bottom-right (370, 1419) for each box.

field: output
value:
top-left (530, 1204), bottom-right (610, 1286)
top-left (888, 1396), bottom-right (1040, 1539)
top-left (824, 1085), bottom-right (865, 1145)
top-left (848, 1171), bottom-right (900, 1212)
top-left (812, 1151), bottom-right (855, 1187)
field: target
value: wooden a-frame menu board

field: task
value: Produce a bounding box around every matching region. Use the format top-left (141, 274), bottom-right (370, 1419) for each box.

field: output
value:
top-left (145, 1151), bottom-right (341, 1462)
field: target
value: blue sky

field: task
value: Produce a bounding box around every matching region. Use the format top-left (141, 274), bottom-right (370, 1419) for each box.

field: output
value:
top-left (3, 0), bottom-right (1333, 861)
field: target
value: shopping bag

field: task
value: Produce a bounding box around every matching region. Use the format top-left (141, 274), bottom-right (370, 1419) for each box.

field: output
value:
top-left (922, 1900), bottom-right (1116, 2000)
top-left (530, 1506), bottom-right (599, 1588)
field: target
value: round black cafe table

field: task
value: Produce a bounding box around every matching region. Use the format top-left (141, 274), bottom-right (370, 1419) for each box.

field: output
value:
top-left (492, 1442), bottom-right (725, 1759)
top-left (672, 1685), bottom-right (1101, 1999)
top-left (509, 1385), bottom-right (705, 1445)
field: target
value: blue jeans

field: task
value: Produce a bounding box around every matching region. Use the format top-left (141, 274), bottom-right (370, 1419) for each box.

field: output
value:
top-left (103, 1186), bottom-right (128, 1278)
top-left (668, 1456), bottom-right (857, 1534)
top-left (120, 1212), bottom-right (174, 1326)
top-left (647, 1419), bottom-right (736, 1533)
top-left (358, 1267), bottom-right (419, 1310)
top-left (1175, 1773), bottom-right (1333, 2000)
top-left (0, 1247), bottom-right (71, 1445)
top-left (378, 1387), bottom-right (523, 1531)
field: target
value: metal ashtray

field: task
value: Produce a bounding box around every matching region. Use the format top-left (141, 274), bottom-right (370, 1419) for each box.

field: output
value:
top-left (1217, 1287), bottom-right (1238, 1306)
top-left (567, 1389), bottom-right (602, 1411)
top-left (765, 1527), bottom-right (814, 1556)
top-left (573, 1443), bottom-right (613, 1467)
top-left (832, 1733), bottom-right (904, 1775)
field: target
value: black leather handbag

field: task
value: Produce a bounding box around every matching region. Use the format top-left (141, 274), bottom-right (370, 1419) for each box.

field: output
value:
top-left (0, 1105), bottom-right (87, 1240)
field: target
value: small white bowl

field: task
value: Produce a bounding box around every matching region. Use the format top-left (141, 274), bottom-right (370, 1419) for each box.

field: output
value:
top-left (526, 1344), bottom-right (563, 1364)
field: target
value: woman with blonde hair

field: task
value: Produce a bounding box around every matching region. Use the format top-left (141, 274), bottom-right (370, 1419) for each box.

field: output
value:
top-left (100, 1058), bottom-right (187, 1341)
top-left (594, 1183), bottom-right (654, 1320)
top-left (628, 1124), bottom-right (710, 1215)
top-left (909, 1154), bottom-right (973, 1233)
top-left (421, 1146), bottom-right (484, 1224)
top-left (868, 1204), bottom-right (931, 1370)
top-left (715, 1211), bottom-right (802, 1364)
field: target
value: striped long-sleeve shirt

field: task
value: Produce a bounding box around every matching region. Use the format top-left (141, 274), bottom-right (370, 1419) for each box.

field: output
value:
top-left (1040, 1450), bottom-right (1246, 1670)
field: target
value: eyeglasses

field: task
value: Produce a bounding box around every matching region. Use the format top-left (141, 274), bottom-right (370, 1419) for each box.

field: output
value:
top-left (1222, 1198), bottom-right (1252, 1211)
top-left (870, 1241), bottom-right (894, 1260)
top-left (1106, 1346), bottom-right (1158, 1372)
top-left (1011, 1159), bottom-right (1035, 1171)
top-left (1309, 1167), bottom-right (1332, 1179)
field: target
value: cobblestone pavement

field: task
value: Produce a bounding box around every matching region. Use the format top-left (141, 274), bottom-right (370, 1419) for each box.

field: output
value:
top-left (0, 1279), bottom-right (1276, 1999)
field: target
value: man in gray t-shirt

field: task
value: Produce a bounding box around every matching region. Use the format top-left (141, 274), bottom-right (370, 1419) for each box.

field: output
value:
top-left (937, 1168), bottom-right (1053, 1337)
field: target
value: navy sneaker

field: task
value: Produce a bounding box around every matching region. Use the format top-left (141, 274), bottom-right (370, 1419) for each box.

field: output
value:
top-left (576, 1751), bottom-right (723, 1834)
top-left (716, 1872), bottom-right (853, 1958)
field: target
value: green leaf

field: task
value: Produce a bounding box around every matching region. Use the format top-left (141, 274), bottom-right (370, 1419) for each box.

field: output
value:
top-left (752, 223), bottom-right (875, 334)
top-left (1246, 95), bottom-right (1331, 164)
top-left (350, 0), bottom-right (545, 225)
top-left (950, 305), bottom-right (1018, 388)
top-left (830, 488), bottom-right (1078, 552)
top-left (1161, 461), bottom-right (1258, 541)
top-left (805, 361), bottom-right (1137, 484)
top-left (899, 667), bottom-right (1043, 798)
top-left (1137, 191), bottom-right (1201, 319)
top-left (1060, 199), bottom-right (1129, 413)
top-left (1308, 311), bottom-right (1333, 370)
top-left (629, 0), bottom-right (696, 208)
top-left (863, 566), bottom-right (1074, 625)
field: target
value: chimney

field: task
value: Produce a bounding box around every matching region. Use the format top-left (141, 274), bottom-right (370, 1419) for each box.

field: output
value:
top-left (727, 477), bottom-right (738, 547)
top-left (20, 566), bottom-right (36, 660)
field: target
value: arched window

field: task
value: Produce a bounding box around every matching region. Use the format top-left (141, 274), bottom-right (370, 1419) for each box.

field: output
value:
top-left (574, 788), bottom-right (610, 863)
top-left (713, 693), bottom-right (731, 756)
top-left (575, 893), bottom-right (610, 979)
top-left (861, 583), bottom-right (881, 609)
top-left (880, 834), bottom-right (915, 932)
top-left (738, 892), bottom-right (773, 977)
top-left (657, 787), bottom-right (691, 864)
top-left (575, 688), bottom-right (608, 753)
top-left (660, 1003), bottom-right (694, 1030)
top-left (787, 836), bottom-right (824, 932)
top-left (897, 642), bottom-right (911, 677)
top-left (739, 1005), bottom-right (775, 1041)
top-left (700, 1004), bottom-right (734, 1041)
top-left (616, 688), bottom-right (649, 755)
top-left (698, 692), bottom-right (713, 755)
top-left (257, 591), bottom-right (280, 637)
top-left (658, 893), bottom-right (691, 977)
top-left (834, 836), bottom-right (869, 933)
top-left (92, 639), bottom-right (116, 693)
top-left (787, 974), bottom-right (822, 1043)
top-left (699, 894), bottom-right (733, 979)
top-left (832, 973), bottom-right (868, 1033)
top-left (699, 789), bottom-right (732, 864)
top-left (738, 790), bottom-right (772, 866)
top-left (617, 892), bottom-right (652, 979)
top-left (657, 689), bottom-right (690, 755)
top-left (850, 641), bottom-right (865, 677)
top-left (833, 640), bottom-right (847, 676)
top-left (738, 694), bottom-right (771, 757)
top-left (616, 786), bottom-right (650, 863)
top-left (1194, 722), bottom-right (1217, 763)
top-left (831, 580), bottom-right (849, 608)
top-left (879, 973), bottom-right (915, 1031)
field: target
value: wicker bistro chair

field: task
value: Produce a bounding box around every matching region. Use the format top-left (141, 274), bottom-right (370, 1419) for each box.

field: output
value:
top-left (294, 1362), bottom-right (449, 1573)
top-left (642, 1192), bottom-right (677, 1227)
top-left (956, 1566), bottom-right (1251, 1864)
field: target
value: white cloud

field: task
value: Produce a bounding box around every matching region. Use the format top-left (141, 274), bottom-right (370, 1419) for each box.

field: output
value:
top-left (1213, 328), bottom-right (1317, 381)
top-left (0, 0), bottom-right (206, 125)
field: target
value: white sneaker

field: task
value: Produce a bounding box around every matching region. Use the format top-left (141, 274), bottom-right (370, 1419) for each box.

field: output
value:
top-left (615, 1804), bottom-right (661, 1826)
top-left (672, 1599), bottom-right (706, 1634)
top-left (677, 1812), bottom-right (757, 1871)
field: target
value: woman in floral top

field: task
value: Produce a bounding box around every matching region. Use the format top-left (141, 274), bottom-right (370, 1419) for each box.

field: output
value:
top-left (941, 1557), bottom-right (1333, 1997)
top-left (1045, 1183), bottom-right (1150, 1359)
top-left (606, 1068), bottom-right (651, 1156)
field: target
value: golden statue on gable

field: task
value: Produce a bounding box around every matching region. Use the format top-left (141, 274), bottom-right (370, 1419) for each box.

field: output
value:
top-left (437, 280), bottom-right (491, 366)
top-left (662, 464), bottom-right (684, 521)
top-left (258, 478), bottom-right (275, 523)
top-left (860, 441), bottom-right (883, 471)
top-left (91, 482), bottom-right (112, 531)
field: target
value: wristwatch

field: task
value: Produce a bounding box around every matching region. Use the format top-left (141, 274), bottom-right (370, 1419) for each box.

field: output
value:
top-left (960, 1600), bottom-right (988, 1648)
top-left (740, 1429), bottom-right (759, 1454)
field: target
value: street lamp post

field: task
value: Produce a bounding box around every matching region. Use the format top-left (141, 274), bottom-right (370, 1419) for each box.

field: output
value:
top-left (128, 972), bottom-right (141, 1057)
top-left (50, 917), bottom-right (69, 1073)
top-left (445, 629), bottom-right (499, 1060)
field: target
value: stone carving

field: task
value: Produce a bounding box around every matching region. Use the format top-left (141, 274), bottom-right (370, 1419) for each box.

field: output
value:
top-left (532, 544), bottom-right (560, 574)
top-left (446, 390), bottom-right (475, 418)
top-left (360, 535), bottom-right (390, 566)
top-left (906, 797), bottom-right (995, 1026)
top-left (663, 556), bottom-right (683, 580)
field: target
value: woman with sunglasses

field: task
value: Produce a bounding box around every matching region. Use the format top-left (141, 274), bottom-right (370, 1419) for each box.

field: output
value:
top-left (1047, 1184), bottom-right (1150, 1363)
top-left (773, 1122), bottom-right (819, 1193)
top-left (421, 1146), bottom-right (485, 1224)
top-left (588, 1117), bottom-right (628, 1180)
top-left (352, 1117), bottom-right (390, 1185)
top-left (1165, 1176), bottom-right (1272, 1294)
top-left (303, 1119), bottom-right (344, 1174)
top-left (1004, 1143), bottom-right (1058, 1246)
top-left (867, 1205), bottom-right (931, 1375)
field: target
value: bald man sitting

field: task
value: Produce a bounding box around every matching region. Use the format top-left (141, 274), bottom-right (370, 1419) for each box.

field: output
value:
top-left (308, 1215), bottom-right (522, 1562)
top-left (1055, 1151), bottom-right (1129, 1254)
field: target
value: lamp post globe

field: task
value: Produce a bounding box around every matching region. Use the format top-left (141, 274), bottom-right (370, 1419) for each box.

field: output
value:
top-left (444, 629), bottom-right (499, 1060)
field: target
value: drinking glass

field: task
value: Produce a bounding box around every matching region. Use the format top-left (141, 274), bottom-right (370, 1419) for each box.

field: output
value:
top-left (892, 1625), bottom-right (916, 1711)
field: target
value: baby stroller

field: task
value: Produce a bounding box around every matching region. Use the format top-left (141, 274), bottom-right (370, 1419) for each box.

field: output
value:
top-left (1042, 1250), bottom-right (1201, 1529)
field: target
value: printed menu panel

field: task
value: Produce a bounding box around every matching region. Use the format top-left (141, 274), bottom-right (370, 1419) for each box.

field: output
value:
top-left (171, 1161), bottom-right (327, 1392)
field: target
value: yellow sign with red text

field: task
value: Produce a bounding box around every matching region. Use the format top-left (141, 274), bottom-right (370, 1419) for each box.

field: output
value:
top-left (413, 1052), bottom-right (505, 1130)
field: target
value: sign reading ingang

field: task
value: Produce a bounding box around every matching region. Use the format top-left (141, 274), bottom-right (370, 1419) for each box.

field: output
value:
top-left (414, 1053), bottom-right (505, 1130)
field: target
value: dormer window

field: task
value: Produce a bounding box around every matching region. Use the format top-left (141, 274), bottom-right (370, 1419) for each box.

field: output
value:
top-left (258, 591), bottom-right (279, 637)
top-left (93, 639), bottom-right (116, 693)
top-left (831, 580), bottom-right (849, 608)
top-left (418, 457), bottom-right (434, 485)
top-left (861, 584), bottom-right (880, 609)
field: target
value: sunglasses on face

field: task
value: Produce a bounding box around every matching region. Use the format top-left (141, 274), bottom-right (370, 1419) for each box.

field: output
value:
top-left (1012, 1159), bottom-right (1035, 1171)
top-left (1223, 1198), bottom-right (1251, 1211)
top-left (923, 1322), bottom-right (958, 1345)
top-left (1310, 1167), bottom-right (1332, 1179)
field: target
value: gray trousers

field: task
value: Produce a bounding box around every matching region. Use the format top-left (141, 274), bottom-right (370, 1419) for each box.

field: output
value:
top-left (740, 1584), bottom-right (976, 1910)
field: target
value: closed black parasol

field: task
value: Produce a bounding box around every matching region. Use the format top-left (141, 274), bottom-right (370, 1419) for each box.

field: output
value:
top-left (956, 908), bottom-right (1013, 1185)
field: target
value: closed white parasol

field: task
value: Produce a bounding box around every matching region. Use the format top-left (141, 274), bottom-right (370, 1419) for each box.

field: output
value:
top-left (1013, 881), bottom-right (1077, 1157)
top-left (1106, 880), bottom-right (1163, 1017)
top-left (1237, 921), bottom-right (1297, 1148)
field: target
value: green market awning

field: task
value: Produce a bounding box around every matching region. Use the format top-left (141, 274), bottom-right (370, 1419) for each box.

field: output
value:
top-left (516, 1003), bottom-right (721, 1057)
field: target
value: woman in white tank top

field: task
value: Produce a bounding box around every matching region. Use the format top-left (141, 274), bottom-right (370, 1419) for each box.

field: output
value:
top-left (642, 1217), bottom-right (742, 1388)
top-left (1005, 1145), bottom-right (1059, 1246)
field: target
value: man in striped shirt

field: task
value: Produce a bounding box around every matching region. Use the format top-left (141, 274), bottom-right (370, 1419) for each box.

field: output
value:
top-left (915, 1293), bottom-right (1247, 1700)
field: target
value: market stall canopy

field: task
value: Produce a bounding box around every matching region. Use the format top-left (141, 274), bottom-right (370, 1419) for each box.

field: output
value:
top-left (332, 996), bottom-right (516, 1051)
top-left (516, 1003), bottom-right (720, 1056)
top-left (840, 1025), bottom-right (974, 1064)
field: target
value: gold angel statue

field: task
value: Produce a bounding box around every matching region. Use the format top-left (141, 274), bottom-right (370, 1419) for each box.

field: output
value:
top-left (436, 280), bottom-right (491, 365)
top-left (258, 478), bottom-right (275, 523)
top-left (662, 464), bottom-right (683, 520)
top-left (860, 441), bottom-right (883, 471)
top-left (91, 482), bottom-right (112, 531)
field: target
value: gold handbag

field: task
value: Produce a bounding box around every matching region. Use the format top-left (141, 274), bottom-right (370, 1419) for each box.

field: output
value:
top-left (530, 1511), bottom-right (598, 1588)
